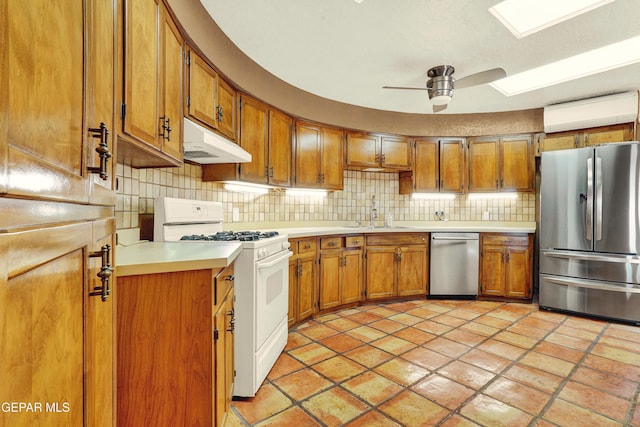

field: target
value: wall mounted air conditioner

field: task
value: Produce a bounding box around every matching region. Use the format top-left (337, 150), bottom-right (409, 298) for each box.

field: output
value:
top-left (543, 91), bottom-right (638, 133)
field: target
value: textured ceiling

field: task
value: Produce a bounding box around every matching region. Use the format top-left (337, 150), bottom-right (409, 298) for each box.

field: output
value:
top-left (201, 0), bottom-right (640, 115)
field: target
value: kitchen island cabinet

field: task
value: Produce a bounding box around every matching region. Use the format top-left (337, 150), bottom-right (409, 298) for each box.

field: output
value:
top-left (365, 233), bottom-right (428, 300)
top-left (479, 233), bottom-right (533, 301)
top-left (318, 235), bottom-right (363, 311)
top-left (117, 262), bottom-right (235, 427)
top-left (117, 0), bottom-right (184, 168)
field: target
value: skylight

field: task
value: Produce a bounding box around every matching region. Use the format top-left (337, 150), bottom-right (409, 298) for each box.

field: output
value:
top-left (490, 35), bottom-right (640, 96)
top-left (489, 0), bottom-right (615, 39)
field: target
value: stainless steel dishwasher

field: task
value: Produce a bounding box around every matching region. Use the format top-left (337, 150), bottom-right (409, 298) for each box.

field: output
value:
top-left (429, 232), bottom-right (479, 298)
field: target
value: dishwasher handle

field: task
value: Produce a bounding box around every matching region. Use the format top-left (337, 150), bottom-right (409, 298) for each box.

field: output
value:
top-left (431, 236), bottom-right (479, 241)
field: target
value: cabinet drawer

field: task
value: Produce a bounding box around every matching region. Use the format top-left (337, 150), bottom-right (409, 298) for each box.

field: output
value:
top-left (366, 233), bottom-right (428, 246)
top-left (297, 238), bottom-right (317, 254)
top-left (320, 236), bottom-right (343, 249)
top-left (345, 235), bottom-right (364, 248)
top-left (215, 263), bottom-right (235, 306)
top-left (482, 233), bottom-right (529, 246)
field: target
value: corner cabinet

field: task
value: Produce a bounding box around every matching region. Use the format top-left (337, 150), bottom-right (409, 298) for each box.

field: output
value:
top-left (468, 135), bottom-right (534, 192)
top-left (117, 264), bottom-right (235, 427)
top-left (318, 236), bottom-right (364, 311)
top-left (294, 121), bottom-right (344, 190)
top-left (479, 233), bottom-right (533, 301)
top-left (289, 238), bottom-right (317, 327)
top-left (345, 132), bottom-right (413, 171)
top-left (399, 138), bottom-right (466, 194)
top-left (365, 233), bottom-right (429, 300)
top-left (118, 0), bottom-right (184, 168)
top-left (185, 47), bottom-right (237, 141)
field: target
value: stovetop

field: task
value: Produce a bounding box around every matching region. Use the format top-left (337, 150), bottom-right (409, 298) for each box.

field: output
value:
top-left (180, 231), bottom-right (280, 242)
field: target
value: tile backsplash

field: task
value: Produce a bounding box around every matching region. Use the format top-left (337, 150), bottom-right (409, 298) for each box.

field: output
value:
top-left (116, 162), bottom-right (535, 230)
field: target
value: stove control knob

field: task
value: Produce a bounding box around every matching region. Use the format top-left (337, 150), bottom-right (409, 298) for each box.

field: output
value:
top-left (282, 241), bottom-right (291, 250)
top-left (258, 248), bottom-right (267, 259)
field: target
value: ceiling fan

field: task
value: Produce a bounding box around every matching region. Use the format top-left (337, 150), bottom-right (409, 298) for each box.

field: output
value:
top-left (383, 65), bottom-right (507, 112)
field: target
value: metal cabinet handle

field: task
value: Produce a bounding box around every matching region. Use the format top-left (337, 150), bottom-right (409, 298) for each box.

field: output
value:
top-left (328, 241), bottom-right (338, 246)
top-left (225, 274), bottom-right (235, 282)
top-left (217, 105), bottom-right (224, 122)
top-left (226, 308), bottom-right (235, 333)
top-left (304, 244), bottom-right (312, 249)
top-left (87, 122), bottom-right (112, 181)
top-left (160, 116), bottom-right (171, 141)
top-left (89, 244), bottom-right (114, 302)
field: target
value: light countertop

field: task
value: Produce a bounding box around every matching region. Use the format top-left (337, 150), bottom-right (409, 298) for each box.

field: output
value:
top-left (116, 241), bottom-right (242, 277)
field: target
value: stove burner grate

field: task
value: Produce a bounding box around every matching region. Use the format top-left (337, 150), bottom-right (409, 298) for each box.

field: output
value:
top-left (179, 231), bottom-right (279, 242)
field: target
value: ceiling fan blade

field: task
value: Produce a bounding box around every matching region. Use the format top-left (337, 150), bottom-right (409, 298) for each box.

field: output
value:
top-left (382, 85), bottom-right (427, 91)
top-left (433, 104), bottom-right (448, 113)
top-left (456, 67), bottom-right (506, 89)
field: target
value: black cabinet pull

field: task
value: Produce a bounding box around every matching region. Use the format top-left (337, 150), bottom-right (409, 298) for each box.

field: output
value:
top-left (217, 105), bottom-right (224, 122)
top-left (89, 244), bottom-right (114, 302)
top-left (160, 116), bottom-right (171, 141)
top-left (227, 308), bottom-right (235, 333)
top-left (87, 122), bottom-right (112, 181)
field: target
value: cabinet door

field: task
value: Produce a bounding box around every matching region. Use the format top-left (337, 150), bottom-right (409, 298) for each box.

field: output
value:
top-left (365, 247), bottom-right (396, 300)
top-left (321, 127), bottom-right (344, 190)
top-left (86, 0), bottom-right (117, 206)
top-left (341, 250), bottom-right (362, 304)
top-left (541, 132), bottom-right (581, 152)
top-left (159, 8), bottom-right (183, 161)
top-left (505, 246), bottom-right (531, 299)
top-left (381, 135), bottom-right (412, 170)
top-left (268, 109), bottom-right (292, 186)
top-left (501, 137), bottom-right (532, 191)
top-left (87, 217), bottom-right (116, 427)
top-left (4, 0), bottom-right (88, 202)
top-left (440, 139), bottom-right (465, 193)
top-left (298, 254), bottom-right (316, 321)
top-left (319, 251), bottom-right (342, 310)
top-left (187, 51), bottom-right (218, 129)
top-left (239, 95), bottom-right (269, 183)
top-left (1, 221), bottom-right (92, 426)
top-left (295, 122), bottom-right (322, 188)
top-left (345, 132), bottom-right (379, 168)
top-left (222, 288), bottom-right (235, 426)
top-left (414, 139), bottom-right (439, 192)
top-left (123, 0), bottom-right (160, 148)
top-left (468, 139), bottom-right (499, 192)
top-left (584, 123), bottom-right (635, 146)
top-left (214, 294), bottom-right (226, 427)
top-left (217, 78), bottom-right (237, 140)
top-left (397, 246), bottom-right (427, 297)
top-left (288, 260), bottom-right (298, 327)
top-left (480, 246), bottom-right (506, 296)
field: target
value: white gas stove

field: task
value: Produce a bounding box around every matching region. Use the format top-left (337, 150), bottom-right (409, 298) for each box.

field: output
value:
top-left (154, 197), bottom-right (292, 397)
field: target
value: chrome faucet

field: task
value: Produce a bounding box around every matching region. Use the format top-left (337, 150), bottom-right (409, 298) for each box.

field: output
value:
top-left (369, 195), bottom-right (378, 227)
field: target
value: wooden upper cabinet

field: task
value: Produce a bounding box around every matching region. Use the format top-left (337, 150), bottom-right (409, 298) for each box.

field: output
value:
top-left (3, 0), bottom-right (88, 203)
top-left (268, 109), bottom-right (293, 186)
top-left (468, 135), bottom-right (533, 192)
top-left (345, 132), bottom-right (412, 171)
top-left (119, 0), bottom-right (183, 167)
top-left (294, 120), bottom-right (344, 190)
top-left (406, 139), bottom-right (438, 193)
top-left (239, 95), bottom-right (269, 183)
top-left (440, 139), bottom-right (465, 192)
top-left (539, 123), bottom-right (635, 154)
top-left (186, 48), bottom-right (237, 141)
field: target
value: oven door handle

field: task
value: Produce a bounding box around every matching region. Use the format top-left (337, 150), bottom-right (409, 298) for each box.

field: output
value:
top-left (257, 250), bottom-right (293, 269)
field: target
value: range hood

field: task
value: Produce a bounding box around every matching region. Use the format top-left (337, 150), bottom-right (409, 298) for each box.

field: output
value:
top-left (182, 118), bottom-right (252, 164)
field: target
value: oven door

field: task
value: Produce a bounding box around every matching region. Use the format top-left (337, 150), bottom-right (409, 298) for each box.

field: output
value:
top-left (255, 249), bottom-right (293, 350)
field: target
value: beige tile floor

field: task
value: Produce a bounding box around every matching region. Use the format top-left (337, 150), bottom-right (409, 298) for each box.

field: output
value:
top-left (228, 300), bottom-right (640, 427)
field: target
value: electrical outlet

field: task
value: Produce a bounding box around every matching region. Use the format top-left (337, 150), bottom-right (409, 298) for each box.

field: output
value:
top-left (232, 207), bottom-right (240, 221)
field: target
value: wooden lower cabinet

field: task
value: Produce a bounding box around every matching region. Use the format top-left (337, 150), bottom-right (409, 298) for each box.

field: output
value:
top-left (365, 233), bottom-right (429, 300)
top-left (318, 235), bottom-right (363, 311)
top-left (117, 263), bottom-right (235, 426)
top-left (0, 201), bottom-right (116, 427)
top-left (288, 238), bottom-right (317, 327)
top-left (479, 233), bottom-right (533, 300)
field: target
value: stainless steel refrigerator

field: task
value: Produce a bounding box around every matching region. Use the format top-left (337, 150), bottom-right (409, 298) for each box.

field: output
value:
top-left (539, 141), bottom-right (640, 324)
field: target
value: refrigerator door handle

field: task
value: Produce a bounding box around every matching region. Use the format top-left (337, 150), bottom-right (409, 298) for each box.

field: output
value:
top-left (595, 156), bottom-right (603, 241)
top-left (542, 249), bottom-right (640, 264)
top-left (542, 275), bottom-right (640, 294)
top-left (586, 157), bottom-right (593, 241)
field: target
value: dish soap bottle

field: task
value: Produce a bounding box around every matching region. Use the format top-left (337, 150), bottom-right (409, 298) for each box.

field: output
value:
top-left (385, 210), bottom-right (393, 228)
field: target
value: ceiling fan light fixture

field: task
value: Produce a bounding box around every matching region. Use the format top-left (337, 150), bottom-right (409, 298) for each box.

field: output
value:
top-left (427, 75), bottom-right (455, 105)
top-left (430, 94), bottom-right (453, 106)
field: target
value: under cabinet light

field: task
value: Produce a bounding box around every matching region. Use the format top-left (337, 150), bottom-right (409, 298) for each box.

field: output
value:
top-left (223, 182), bottom-right (271, 194)
top-left (285, 189), bottom-right (328, 197)
top-left (468, 193), bottom-right (518, 200)
top-left (489, 0), bottom-right (615, 39)
top-left (411, 193), bottom-right (456, 200)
